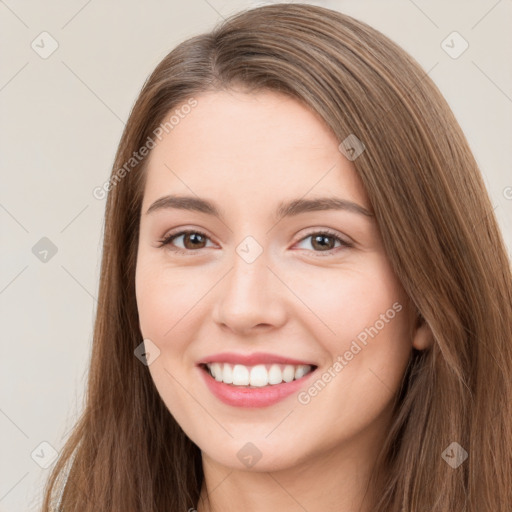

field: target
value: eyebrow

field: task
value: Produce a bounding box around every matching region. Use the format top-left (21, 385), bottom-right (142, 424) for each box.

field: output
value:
top-left (145, 194), bottom-right (374, 220)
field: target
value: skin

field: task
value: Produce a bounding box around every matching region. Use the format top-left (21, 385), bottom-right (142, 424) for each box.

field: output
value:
top-left (135, 89), bottom-right (432, 512)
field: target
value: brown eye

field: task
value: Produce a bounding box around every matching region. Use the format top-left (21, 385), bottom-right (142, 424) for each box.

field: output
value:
top-left (157, 230), bottom-right (213, 253)
top-left (310, 234), bottom-right (337, 251)
top-left (294, 229), bottom-right (352, 256)
top-left (182, 232), bottom-right (207, 249)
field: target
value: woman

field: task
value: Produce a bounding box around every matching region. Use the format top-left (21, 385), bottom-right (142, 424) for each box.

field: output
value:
top-left (42, 3), bottom-right (512, 511)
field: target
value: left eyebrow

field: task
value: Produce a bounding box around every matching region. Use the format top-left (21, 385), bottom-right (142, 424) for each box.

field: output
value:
top-left (145, 194), bottom-right (374, 221)
top-left (275, 197), bottom-right (374, 220)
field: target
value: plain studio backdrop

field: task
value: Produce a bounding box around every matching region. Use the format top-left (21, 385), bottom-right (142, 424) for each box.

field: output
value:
top-left (0, 1), bottom-right (511, 510)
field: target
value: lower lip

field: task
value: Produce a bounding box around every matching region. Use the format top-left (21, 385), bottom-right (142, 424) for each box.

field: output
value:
top-left (198, 365), bottom-right (317, 408)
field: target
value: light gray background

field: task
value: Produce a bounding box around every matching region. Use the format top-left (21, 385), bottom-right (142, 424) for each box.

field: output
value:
top-left (1, 1), bottom-right (511, 510)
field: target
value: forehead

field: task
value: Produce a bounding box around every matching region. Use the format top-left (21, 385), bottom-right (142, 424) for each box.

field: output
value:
top-left (142, 89), bottom-right (369, 211)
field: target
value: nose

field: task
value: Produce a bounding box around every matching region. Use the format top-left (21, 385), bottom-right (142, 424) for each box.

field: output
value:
top-left (211, 245), bottom-right (288, 335)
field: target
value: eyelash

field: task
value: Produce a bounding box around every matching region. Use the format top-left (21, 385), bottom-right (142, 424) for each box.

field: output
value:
top-left (157, 228), bottom-right (353, 257)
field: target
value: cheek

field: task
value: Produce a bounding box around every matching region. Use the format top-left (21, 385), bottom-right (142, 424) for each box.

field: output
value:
top-left (289, 257), bottom-right (412, 417)
top-left (135, 260), bottom-right (206, 432)
top-left (135, 259), bottom-right (208, 345)
top-left (284, 255), bottom-right (406, 346)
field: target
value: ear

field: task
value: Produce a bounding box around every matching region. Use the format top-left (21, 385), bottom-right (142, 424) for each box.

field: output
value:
top-left (412, 313), bottom-right (434, 350)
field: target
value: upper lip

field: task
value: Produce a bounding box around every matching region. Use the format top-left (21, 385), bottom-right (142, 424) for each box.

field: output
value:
top-left (197, 352), bottom-right (317, 367)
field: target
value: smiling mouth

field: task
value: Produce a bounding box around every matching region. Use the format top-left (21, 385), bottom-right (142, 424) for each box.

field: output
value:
top-left (199, 362), bottom-right (318, 388)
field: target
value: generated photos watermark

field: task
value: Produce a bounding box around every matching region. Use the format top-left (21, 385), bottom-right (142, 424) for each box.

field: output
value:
top-left (297, 301), bottom-right (403, 405)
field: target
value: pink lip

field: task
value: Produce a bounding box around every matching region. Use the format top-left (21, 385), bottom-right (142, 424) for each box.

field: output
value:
top-left (197, 363), bottom-right (318, 408)
top-left (196, 352), bottom-right (316, 366)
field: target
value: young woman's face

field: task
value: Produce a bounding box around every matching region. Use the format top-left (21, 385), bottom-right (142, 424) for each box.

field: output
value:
top-left (135, 89), bottom-right (424, 473)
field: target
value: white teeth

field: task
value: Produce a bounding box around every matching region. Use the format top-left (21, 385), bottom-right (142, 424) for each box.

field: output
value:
top-left (249, 365), bottom-right (268, 387)
top-left (282, 365), bottom-right (295, 383)
top-left (268, 364), bottom-right (283, 385)
top-left (211, 362), bottom-right (223, 382)
top-left (294, 365), bottom-right (307, 379)
top-left (232, 364), bottom-right (249, 385)
top-left (222, 363), bottom-right (233, 384)
top-left (206, 362), bottom-right (314, 387)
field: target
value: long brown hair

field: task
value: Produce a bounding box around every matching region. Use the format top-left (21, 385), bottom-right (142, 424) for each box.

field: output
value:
top-left (42, 4), bottom-right (512, 511)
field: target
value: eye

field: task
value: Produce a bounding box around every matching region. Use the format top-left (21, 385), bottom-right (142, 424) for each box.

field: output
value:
top-left (158, 228), bottom-right (352, 256)
top-left (293, 229), bottom-right (353, 256)
top-left (157, 229), bottom-right (214, 255)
